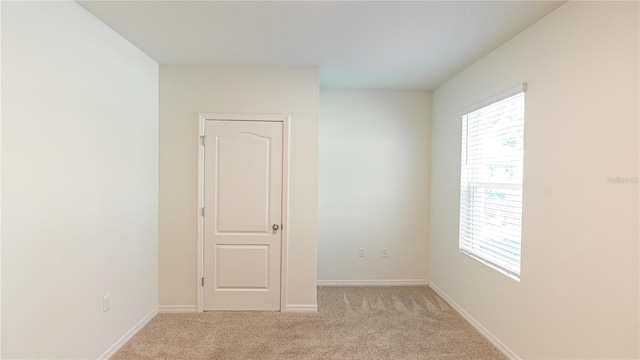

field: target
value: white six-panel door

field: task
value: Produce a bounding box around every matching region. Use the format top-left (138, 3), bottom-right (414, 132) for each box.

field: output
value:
top-left (203, 120), bottom-right (283, 311)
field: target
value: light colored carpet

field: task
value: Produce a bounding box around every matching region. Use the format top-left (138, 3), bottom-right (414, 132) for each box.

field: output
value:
top-left (112, 286), bottom-right (506, 359)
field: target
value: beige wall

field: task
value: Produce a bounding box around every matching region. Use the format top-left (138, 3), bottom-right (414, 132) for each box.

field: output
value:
top-left (159, 65), bottom-right (319, 309)
top-left (2, 2), bottom-right (159, 358)
top-left (318, 89), bottom-right (431, 283)
top-left (430, 2), bottom-right (639, 359)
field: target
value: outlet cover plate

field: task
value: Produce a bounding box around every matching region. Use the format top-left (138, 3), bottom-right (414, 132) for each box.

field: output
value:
top-left (103, 295), bottom-right (112, 313)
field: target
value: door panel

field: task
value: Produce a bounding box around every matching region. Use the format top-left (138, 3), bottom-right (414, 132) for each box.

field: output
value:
top-left (215, 133), bottom-right (272, 233)
top-left (203, 120), bottom-right (282, 311)
top-left (215, 245), bottom-right (270, 289)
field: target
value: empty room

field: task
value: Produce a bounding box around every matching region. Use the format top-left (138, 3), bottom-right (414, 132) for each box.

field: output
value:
top-left (1, 1), bottom-right (638, 359)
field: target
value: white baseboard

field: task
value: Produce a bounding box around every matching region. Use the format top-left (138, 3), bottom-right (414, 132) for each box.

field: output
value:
top-left (317, 279), bottom-right (429, 286)
top-left (284, 304), bottom-right (318, 312)
top-left (99, 306), bottom-right (158, 360)
top-left (159, 305), bottom-right (197, 313)
top-left (428, 282), bottom-right (520, 360)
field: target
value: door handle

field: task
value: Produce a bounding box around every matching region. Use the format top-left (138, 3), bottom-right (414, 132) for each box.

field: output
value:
top-left (272, 224), bottom-right (280, 231)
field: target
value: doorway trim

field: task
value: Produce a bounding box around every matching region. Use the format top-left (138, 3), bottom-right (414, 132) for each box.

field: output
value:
top-left (196, 113), bottom-right (290, 313)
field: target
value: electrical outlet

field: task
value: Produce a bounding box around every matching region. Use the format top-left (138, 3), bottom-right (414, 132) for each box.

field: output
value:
top-left (382, 248), bottom-right (389, 258)
top-left (103, 294), bottom-right (112, 313)
top-left (359, 247), bottom-right (365, 257)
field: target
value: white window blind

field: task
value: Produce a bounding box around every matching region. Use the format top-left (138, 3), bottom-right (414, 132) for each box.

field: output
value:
top-left (459, 86), bottom-right (525, 279)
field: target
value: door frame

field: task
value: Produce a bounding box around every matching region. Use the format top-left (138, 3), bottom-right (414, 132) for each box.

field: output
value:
top-left (196, 113), bottom-right (290, 313)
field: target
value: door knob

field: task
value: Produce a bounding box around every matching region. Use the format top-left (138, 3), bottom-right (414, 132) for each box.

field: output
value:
top-left (272, 224), bottom-right (280, 231)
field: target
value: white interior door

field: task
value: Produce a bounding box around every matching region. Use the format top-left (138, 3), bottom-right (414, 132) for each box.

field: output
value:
top-left (203, 120), bottom-right (282, 311)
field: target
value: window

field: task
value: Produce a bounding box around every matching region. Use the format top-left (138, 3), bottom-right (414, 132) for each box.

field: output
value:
top-left (459, 84), bottom-right (526, 279)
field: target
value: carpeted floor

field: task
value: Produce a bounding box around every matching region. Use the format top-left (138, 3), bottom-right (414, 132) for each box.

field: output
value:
top-left (112, 286), bottom-right (506, 359)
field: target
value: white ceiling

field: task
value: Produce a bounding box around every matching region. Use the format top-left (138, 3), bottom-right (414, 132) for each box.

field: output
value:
top-left (78, 1), bottom-right (564, 90)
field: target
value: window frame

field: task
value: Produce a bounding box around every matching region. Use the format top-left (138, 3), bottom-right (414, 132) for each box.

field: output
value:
top-left (458, 83), bottom-right (527, 280)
